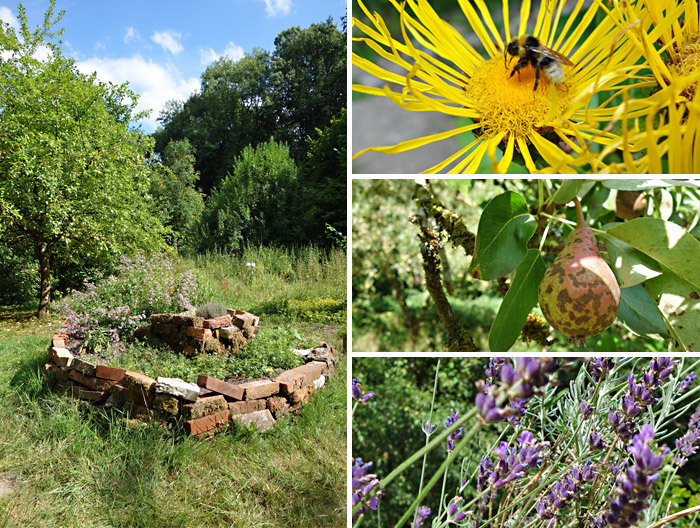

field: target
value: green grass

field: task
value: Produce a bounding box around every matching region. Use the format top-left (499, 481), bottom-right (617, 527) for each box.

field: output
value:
top-left (0, 309), bottom-right (347, 528)
top-left (0, 246), bottom-right (348, 527)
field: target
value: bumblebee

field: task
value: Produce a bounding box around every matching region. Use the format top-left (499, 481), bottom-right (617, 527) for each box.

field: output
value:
top-left (504, 35), bottom-right (573, 93)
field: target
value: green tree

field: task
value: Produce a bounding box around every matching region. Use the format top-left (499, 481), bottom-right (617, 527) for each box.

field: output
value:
top-left (270, 18), bottom-right (346, 162)
top-left (299, 108), bottom-right (346, 243)
top-left (197, 138), bottom-right (299, 252)
top-left (155, 49), bottom-right (275, 193)
top-left (0, 2), bottom-right (167, 317)
top-left (149, 139), bottom-right (205, 252)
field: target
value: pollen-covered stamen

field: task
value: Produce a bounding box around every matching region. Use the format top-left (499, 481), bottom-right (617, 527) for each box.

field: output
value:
top-left (464, 56), bottom-right (573, 139)
top-left (672, 32), bottom-right (700, 100)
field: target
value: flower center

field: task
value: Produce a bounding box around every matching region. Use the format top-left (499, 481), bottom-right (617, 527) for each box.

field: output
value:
top-left (674, 32), bottom-right (700, 100)
top-left (464, 56), bottom-right (573, 138)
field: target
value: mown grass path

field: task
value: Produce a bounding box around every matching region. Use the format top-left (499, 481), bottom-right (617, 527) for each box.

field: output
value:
top-left (0, 309), bottom-right (346, 528)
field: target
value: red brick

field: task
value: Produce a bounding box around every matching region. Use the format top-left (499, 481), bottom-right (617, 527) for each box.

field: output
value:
top-left (295, 361), bottom-right (326, 385)
top-left (50, 347), bottom-right (74, 367)
top-left (197, 375), bottom-right (244, 400)
top-left (186, 326), bottom-right (212, 339)
top-left (77, 389), bottom-right (107, 402)
top-left (52, 338), bottom-right (66, 347)
top-left (275, 369), bottom-right (306, 395)
top-left (239, 379), bottom-right (279, 400)
top-left (95, 365), bottom-right (126, 382)
top-left (110, 383), bottom-right (155, 407)
top-left (68, 369), bottom-right (116, 391)
top-left (181, 395), bottom-right (227, 420)
top-left (228, 400), bottom-right (266, 415)
top-left (122, 371), bottom-right (156, 393)
top-left (266, 396), bottom-right (287, 414)
top-left (289, 384), bottom-right (313, 405)
top-left (202, 316), bottom-right (232, 330)
top-left (185, 410), bottom-right (231, 435)
top-left (231, 312), bottom-right (256, 330)
top-left (71, 357), bottom-right (97, 377)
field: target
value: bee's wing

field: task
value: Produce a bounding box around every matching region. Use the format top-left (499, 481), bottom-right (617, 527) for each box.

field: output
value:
top-left (535, 45), bottom-right (574, 66)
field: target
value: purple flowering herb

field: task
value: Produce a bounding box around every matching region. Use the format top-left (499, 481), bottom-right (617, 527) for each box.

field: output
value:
top-left (675, 404), bottom-right (700, 466)
top-left (444, 410), bottom-right (464, 452)
top-left (603, 424), bottom-right (669, 528)
top-left (423, 420), bottom-right (438, 436)
top-left (352, 458), bottom-right (382, 521)
top-left (536, 460), bottom-right (595, 521)
top-left (581, 401), bottom-right (593, 419)
top-left (589, 430), bottom-right (607, 451)
top-left (447, 497), bottom-right (467, 523)
top-left (508, 398), bottom-right (527, 425)
top-left (413, 505), bottom-right (431, 528)
top-left (590, 358), bottom-right (615, 382)
top-left (485, 357), bottom-right (505, 379)
top-left (680, 372), bottom-right (697, 394)
top-left (352, 378), bottom-right (374, 404)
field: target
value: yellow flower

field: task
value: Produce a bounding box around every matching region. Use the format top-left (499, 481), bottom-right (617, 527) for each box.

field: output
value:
top-left (352, 0), bottom-right (650, 173)
top-left (591, 0), bottom-right (700, 173)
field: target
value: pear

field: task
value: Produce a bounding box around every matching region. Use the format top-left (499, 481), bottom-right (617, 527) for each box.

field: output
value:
top-left (615, 190), bottom-right (647, 220)
top-left (538, 198), bottom-right (620, 345)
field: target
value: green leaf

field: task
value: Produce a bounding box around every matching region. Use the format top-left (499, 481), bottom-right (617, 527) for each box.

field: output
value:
top-left (602, 230), bottom-right (662, 288)
top-left (643, 270), bottom-right (700, 352)
top-left (468, 192), bottom-right (536, 280)
top-left (488, 249), bottom-right (545, 352)
top-left (551, 180), bottom-right (584, 204)
top-left (617, 284), bottom-right (669, 338)
top-left (601, 179), bottom-right (700, 190)
top-left (605, 218), bottom-right (700, 293)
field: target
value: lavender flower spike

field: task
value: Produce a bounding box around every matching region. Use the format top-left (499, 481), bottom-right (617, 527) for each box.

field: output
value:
top-left (413, 505), bottom-right (431, 528)
top-left (352, 378), bottom-right (375, 404)
top-left (680, 372), bottom-right (697, 394)
top-left (447, 497), bottom-right (467, 523)
top-left (444, 410), bottom-right (464, 452)
top-left (352, 458), bottom-right (382, 521)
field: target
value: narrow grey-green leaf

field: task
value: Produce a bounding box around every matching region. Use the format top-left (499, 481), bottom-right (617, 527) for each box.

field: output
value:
top-left (488, 249), bottom-right (545, 352)
top-left (468, 191), bottom-right (537, 280)
top-left (551, 180), bottom-right (584, 204)
top-left (618, 284), bottom-right (669, 338)
top-left (644, 270), bottom-right (700, 352)
top-left (606, 218), bottom-right (700, 292)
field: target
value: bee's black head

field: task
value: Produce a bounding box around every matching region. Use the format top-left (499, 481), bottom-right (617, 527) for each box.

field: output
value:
top-left (504, 39), bottom-right (518, 68)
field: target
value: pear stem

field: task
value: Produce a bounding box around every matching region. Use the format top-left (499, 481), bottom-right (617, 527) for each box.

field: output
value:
top-left (573, 197), bottom-right (585, 228)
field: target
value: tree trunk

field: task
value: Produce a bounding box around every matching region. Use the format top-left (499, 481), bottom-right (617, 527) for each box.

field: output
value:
top-left (35, 240), bottom-right (51, 318)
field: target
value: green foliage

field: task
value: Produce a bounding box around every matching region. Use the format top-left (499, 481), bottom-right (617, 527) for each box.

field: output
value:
top-left (194, 301), bottom-right (228, 319)
top-left (149, 139), bottom-right (205, 252)
top-left (55, 252), bottom-right (197, 341)
top-left (0, 2), bottom-right (167, 316)
top-left (352, 357), bottom-right (490, 523)
top-left (197, 139), bottom-right (300, 251)
top-left (108, 325), bottom-right (305, 382)
top-left (257, 297), bottom-right (345, 323)
top-left (0, 243), bottom-right (38, 306)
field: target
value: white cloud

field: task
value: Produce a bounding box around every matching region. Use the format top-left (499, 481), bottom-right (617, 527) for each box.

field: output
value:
top-left (199, 41), bottom-right (245, 65)
top-left (0, 6), bottom-right (19, 31)
top-left (123, 26), bottom-right (140, 44)
top-left (151, 29), bottom-right (183, 55)
top-left (75, 55), bottom-right (200, 131)
top-left (259, 0), bottom-right (292, 17)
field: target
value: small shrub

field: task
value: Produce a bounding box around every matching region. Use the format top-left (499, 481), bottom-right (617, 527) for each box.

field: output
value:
top-left (195, 301), bottom-right (228, 319)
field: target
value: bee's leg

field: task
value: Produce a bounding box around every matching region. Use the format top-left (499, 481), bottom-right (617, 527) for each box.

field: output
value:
top-left (533, 63), bottom-right (541, 93)
top-left (509, 58), bottom-right (528, 79)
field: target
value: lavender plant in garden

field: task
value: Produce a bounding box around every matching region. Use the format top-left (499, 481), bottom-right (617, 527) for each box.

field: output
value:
top-left (56, 251), bottom-right (196, 344)
top-left (352, 458), bottom-right (383, 521)
top-left (352, 357), bottom-right (700, 528)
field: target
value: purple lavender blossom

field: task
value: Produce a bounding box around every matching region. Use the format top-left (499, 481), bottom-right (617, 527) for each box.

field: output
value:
top-left (508, 398), bottom-right (528, 425)
top-left (352, 379), bottom-right (374, 403)
top-left (581, 401), bottom-right (593, 419)
top-left (590, 358), bottom-right (615, 382)
top-left (675, 404), bottom-right (700, 466)
top-left (447, 497), bottom-right (467, 523)
top-left (413, 505), bottom-right (431, 528)
top-left (444, 410), bottom-right (464, 452)
top-left (423, 420), bottom-right (437, 435)
top-left (589, 431), bottom-right (607, 451)
top-left (680, 372), bottom-right (697, 394)
top-left (536, 460), bottom-right (595, 521)
top-left (352, 458), bottom-right (382, 521)
top-left (603, 425), bottom-right (669, 528)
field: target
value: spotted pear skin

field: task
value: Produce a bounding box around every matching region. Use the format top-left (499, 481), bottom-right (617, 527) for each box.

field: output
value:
top-left (538, 198), bottom-right (620, 345)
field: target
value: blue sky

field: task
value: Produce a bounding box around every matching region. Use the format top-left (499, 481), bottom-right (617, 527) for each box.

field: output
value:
top-left (0, 0), bottom-right (346, 132)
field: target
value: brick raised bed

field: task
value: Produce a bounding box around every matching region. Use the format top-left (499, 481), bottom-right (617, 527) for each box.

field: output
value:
top-left (44, 310), bottom-right (338, 438)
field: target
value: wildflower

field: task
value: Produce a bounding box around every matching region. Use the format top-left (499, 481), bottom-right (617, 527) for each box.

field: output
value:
top-left (603, 425), bottom-right (669, 528)
top-left (447, 497), bottom-right (467, 523)
top-left (680, 372), bottom-right (697, 394)
top-left (413, 505), bottom-right (431, 528)
top-left (444, 410), bottom-right (464, 452)
top-left (246, 262), bottom-right (256, 268)
top-left (352, 378), bottom-right (375, 403)
top-left (352, 458), bottom-right (383, 521)
top-left (352, 0), bottom-right (647, 173)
